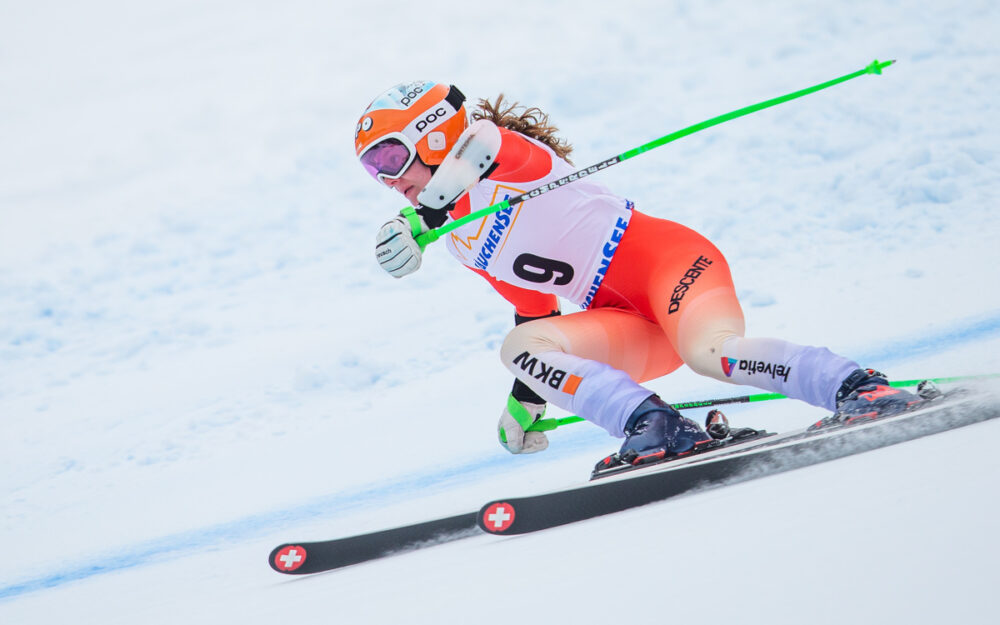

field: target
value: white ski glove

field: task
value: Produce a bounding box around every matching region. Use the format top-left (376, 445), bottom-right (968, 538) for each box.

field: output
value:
top-left (498, 394), bottom-right (549, 454)
top-left (375, 208), bottom-right (426, 278)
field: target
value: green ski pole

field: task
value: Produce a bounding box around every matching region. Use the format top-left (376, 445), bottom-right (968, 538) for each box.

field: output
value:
top-left (525, 372), bottom-right (998, 433)
top-left (416, 59), bottom-right (894, 249)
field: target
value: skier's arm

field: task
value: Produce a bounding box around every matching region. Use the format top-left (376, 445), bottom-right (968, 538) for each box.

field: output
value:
top-left (375, 120), bottom-right (503, 277)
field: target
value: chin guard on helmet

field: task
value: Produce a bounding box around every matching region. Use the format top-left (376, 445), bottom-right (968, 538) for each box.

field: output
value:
top-left (417, 120), bottom-right (502, 210)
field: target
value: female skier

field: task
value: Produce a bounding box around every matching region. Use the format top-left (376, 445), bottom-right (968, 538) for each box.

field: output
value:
top-left (355, 81), bottom-right (922, 465)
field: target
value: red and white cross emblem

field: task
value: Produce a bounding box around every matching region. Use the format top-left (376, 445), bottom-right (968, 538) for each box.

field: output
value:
top-left (274, 545), bottom-right (307, 571)
top-left (483, 502), bottom-right (516, 533)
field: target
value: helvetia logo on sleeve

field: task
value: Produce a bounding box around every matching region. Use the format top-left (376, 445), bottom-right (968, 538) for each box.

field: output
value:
top-left (721, 357), bottom-right (792, 382)
top-left (721, 357), bottom-right (738, 377)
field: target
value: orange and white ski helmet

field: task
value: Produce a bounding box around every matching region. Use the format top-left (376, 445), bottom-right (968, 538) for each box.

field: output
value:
top-left (355, 81), bottom-right (467, 183)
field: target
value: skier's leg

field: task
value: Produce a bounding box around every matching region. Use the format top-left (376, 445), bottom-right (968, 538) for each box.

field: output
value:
top-left (666, 284), bottom-right (859, 411)
top-left (500, 311), bottom-right (709, 458)
top-left (608, 210), bottom-right (861, 411)
top-left (499, 308), bottom-right (683, 437)
top-left (646, 235), bottom-right (922, 417)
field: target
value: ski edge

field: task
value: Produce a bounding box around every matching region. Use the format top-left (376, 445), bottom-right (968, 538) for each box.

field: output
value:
top-left (269, 511), bottom-right (479, 575)
top-left (478, 391), bottom-right (1000, 536)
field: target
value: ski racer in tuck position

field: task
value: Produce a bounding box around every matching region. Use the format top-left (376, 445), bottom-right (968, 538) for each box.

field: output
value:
top-left (355, 80), bottom-right (922, 466)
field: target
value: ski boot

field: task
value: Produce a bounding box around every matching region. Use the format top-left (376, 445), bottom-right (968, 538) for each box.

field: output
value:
top-left (810, 368), bottom-right (925, 430)
top-left (614, 395), bottom-right (711, 466)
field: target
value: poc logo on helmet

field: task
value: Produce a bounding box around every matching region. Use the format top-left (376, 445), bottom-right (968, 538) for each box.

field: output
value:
top-left (399, 85), bottom-right (425, 108)
top-left (415, 107), bottom-right (447, 133)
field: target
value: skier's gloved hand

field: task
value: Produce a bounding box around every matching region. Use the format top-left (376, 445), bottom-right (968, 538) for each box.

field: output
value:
top-left (498, 394), bottom-right (548, 454)
top-left (375, 208), bottom-right (427, 278)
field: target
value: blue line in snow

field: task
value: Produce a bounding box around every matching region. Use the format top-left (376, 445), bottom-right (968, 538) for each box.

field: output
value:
top-left (851, 311), bottom-right (1000, 366)
top-left (0, 435), bottom-right (604, 602)
top-left (2, 309), bottom-right (999, 601)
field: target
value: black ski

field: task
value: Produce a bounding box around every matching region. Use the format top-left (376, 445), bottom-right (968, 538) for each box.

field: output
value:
top-left (477, 390), bottom-right (1000, 535)
top-left (268, 512), bottom-right (478, 575)
top-left (269, 386), bottom-right (998, 574)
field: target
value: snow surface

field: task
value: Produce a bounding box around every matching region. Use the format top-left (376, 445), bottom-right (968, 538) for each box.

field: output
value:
top-left (2, 0), bottom-right (999, 623)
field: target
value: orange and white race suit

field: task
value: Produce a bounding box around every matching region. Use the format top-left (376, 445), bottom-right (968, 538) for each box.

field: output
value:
top-left (438, 127), bottom-right (857, 435)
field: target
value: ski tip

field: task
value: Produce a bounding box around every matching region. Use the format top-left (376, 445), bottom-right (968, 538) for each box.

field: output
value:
top-left (270, 544), bottom-right (308, 574)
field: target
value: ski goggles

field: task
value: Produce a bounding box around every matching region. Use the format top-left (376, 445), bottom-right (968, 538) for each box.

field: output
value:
top-left (358, 134), bottom-right (417, 185)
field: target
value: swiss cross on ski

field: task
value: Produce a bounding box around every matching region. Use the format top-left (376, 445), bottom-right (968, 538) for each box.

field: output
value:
top-left (482, 502), bottom-right (516, 533)
top-left (274, 545), bottom-right (307, 571)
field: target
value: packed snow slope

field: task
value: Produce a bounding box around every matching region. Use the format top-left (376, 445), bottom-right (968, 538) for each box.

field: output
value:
top-left (2, 1), bottom-right (999, 623)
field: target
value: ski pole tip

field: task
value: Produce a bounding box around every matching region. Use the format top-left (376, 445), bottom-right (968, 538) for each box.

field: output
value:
top-left (866, 59), bottom-right (896, 75)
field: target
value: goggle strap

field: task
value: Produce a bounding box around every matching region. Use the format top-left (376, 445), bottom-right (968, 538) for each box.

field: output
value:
top-left (444, 85), bottom-right (465, 111)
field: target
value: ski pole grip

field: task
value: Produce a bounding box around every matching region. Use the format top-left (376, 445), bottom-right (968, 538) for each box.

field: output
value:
top-left (526, 416), bottom-right (585, 432)
top-left (414, 229), bottom-right (439, 250)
